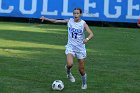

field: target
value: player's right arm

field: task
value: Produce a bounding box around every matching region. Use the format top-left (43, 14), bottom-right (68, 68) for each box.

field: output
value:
top-left (40, 16), bottom-right (68, 24)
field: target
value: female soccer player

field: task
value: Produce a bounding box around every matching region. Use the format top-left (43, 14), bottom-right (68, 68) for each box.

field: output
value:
top-left (40, 8), bottom-right (94, 89)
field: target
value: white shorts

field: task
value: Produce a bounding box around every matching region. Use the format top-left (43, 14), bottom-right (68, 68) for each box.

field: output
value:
top-left (65, 44), bottom-right (87, 59)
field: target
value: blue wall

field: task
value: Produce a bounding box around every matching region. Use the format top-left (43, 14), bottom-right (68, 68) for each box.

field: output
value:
top-left (0, 0), bottom-right (140, 23)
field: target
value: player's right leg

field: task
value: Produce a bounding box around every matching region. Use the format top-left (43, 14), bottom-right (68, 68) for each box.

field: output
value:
top-left (65, 53), bottom-right (75, 82)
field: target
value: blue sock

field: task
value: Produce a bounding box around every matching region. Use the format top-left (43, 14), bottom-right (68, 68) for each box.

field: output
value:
top-left (66, 66), bottom-right (71, 75)
top-left (67, 69), bottom-right (71, 75)
top-left (81, 73), bottom-right (87, 85)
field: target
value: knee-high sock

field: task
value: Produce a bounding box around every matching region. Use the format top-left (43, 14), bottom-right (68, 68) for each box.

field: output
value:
top-left (81, 73), bottom-right (87, 85)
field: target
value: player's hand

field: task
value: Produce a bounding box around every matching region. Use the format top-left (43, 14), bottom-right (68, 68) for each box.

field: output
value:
top-left (40, 16), bottom-right (47, 22)
top-left (83, 39), bottom-right (88, 44)
top-left (83, 38), bottom-right (89, 44)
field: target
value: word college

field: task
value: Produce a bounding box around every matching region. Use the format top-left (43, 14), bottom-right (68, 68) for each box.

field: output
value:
top-left (0, 0), bottom-right (140, 23)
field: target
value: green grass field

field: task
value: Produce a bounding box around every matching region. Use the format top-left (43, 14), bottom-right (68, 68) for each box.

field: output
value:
top-left (0, 22), bottom-right (140, 93)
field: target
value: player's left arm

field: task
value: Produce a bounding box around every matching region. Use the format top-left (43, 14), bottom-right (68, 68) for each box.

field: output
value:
top-left (83, 22), bottom-right (94, 44)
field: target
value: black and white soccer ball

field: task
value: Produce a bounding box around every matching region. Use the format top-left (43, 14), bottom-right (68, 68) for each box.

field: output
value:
top-left (52, 80), bottom-right (64, 91)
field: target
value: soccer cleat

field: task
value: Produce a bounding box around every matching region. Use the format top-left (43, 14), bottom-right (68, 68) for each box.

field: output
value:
top-left (81, 84), bottom-right (87, 89)
top-left (65, 65), bottom-right (75, 82)
top-left (67, 73), bottom-right (75, 82)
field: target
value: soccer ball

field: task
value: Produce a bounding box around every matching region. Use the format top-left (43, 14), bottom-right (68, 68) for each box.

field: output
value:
top-left (52, 80), bottom-right (64, 91)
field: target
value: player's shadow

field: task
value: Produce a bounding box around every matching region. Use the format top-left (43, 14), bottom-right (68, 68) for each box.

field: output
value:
top-left (0, 29), bottom-right (67, 46)
top-left (0, 46), bottom-right (65, 61)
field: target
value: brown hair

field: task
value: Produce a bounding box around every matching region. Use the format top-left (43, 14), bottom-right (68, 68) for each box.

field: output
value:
top-left (73, 8), bottom-right (82, 14)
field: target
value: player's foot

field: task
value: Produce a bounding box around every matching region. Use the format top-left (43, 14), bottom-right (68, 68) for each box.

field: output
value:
top-left (81, 84), bottom-right (87, 89)
top-left (67, 73), bottom-right (75, 82)
top-left (65, 65), bottom-right (75, 82)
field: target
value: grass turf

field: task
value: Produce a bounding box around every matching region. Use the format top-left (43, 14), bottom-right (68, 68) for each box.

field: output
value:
top-left (0, 22), bottom-right (140, 93)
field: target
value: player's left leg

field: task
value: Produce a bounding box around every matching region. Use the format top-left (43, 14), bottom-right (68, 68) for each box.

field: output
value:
top-left (78, 59), bottom-right (87, 89)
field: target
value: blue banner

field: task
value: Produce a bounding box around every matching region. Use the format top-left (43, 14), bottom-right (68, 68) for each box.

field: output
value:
top-left (0, 0), bottom-right (140, 23)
